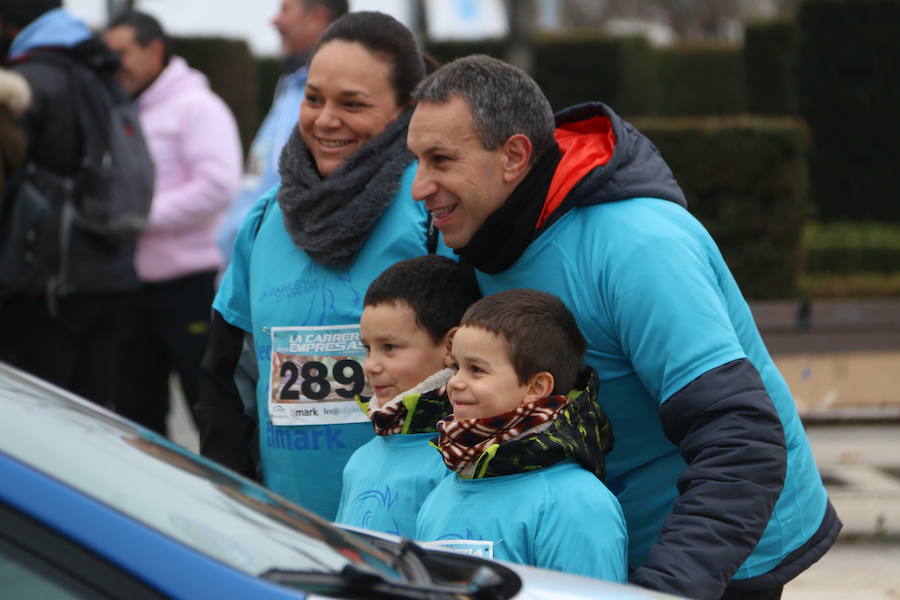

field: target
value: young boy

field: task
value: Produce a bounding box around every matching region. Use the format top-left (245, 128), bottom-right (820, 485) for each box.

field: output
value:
top-left (335, 256), bottom-right (480, 538)
top-left (415, 289), bottom-right (627, 583)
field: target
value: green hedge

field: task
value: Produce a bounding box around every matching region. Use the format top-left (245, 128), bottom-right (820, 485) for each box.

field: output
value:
top-left (795, 0), bottom-right (900, 222)
top-left (173, 36), bottom-right (259, 155)
top-left (425, 39), bottom-right (509, 66)
top-left (531, 33), bottom-right (658, 114)
top-left (633, 116), bottom-right (809, 299)
top-left (743, 19), bottom-right (798, 115)
top-left (800, 273), bottom-right (900, 298)
top-left (426, 37), bottom-right (748, 117)
top-left (655, 43), bottom-right (746, 116)
top-left (427, 35), bottom-right (658, 113)
top-left (804, 222), bottom-right (900, 275)
top-left (256, 56), bottom-right (283, 123)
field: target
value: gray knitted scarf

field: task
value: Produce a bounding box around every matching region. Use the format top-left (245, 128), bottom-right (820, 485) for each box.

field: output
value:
top-left (277, 108), bottom-right (415, 269)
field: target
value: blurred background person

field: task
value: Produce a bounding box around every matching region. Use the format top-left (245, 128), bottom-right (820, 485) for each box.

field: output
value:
top-left (104, 10), bottom-right (242, 435)
top-left (197, 11), bottom-right (442, 520)
top-left (0, 1), bottom-right (147, 408)
top-left (216, 0), bottom-right (347, 268)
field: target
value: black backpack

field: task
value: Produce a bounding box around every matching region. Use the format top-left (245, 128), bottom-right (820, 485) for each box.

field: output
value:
top-left (0, 44), bottom-right (154, 300)
top-left (46, 48), bottom-right (155, 239)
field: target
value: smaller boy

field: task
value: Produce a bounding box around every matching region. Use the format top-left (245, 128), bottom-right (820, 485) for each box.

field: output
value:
top-left (415, 289), bottom-right (627, 583)
top-left (335, 255), bottom-right (480, 538)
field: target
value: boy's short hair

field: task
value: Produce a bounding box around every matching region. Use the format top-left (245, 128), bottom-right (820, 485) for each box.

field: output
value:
top-left (365, 256), bottom-right (480, 344)
top-left (460, 289), bottom-right (586, 395)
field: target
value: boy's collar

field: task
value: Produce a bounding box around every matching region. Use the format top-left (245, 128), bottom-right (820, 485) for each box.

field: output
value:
top-left (370, 368), bottom-right (454, 411)
top-left (366, 368), bottom-right (454, 436)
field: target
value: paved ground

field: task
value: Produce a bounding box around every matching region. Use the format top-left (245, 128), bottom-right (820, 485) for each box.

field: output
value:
top-left (168, 388), bottom-right (900, 598)
top-left (784, 424), bottom-right (900, 599)
top-left (784, 541), bottom-right (900, 599)
top-left (168, 382), bottom-right (198, 453)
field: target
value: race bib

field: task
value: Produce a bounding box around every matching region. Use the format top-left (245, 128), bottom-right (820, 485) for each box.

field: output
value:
top-left (268, 325), bottom-right (371, 426)
top-left (420, 539), bottom-right (494, 558)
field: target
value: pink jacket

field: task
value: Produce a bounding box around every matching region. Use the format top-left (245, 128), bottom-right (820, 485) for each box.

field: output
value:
top-left (135, 56), bottom-right (242, 282)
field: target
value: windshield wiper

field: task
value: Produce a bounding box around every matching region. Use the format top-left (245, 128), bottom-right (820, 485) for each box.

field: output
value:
top-left (393, 539), bottom-right (432, 584)
top-left (265, 561), bottom-right (504, 600)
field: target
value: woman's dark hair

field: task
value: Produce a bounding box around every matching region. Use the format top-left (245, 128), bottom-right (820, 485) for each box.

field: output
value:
top-left (311, 11), bottom-right (427, 107)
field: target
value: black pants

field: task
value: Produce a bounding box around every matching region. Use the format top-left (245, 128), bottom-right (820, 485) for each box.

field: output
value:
top-left (720, 586), bottom-right (783, 600)
top-left (0, 292), bottom-right (131, 408)
top-left (114, 271), bottom-right (216, 435)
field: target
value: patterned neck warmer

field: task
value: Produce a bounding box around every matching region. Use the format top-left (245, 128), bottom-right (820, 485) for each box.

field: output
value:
top-left (364, 369), bottom-right (454, 436)
top-left (437, 395), bottom-right (570, 478)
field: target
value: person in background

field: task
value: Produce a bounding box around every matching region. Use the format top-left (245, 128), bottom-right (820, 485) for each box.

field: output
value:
top-left (0, 1), bottom-right (143, 407)
top-left (335, 255), bottom-right (480, 538)
top-left (103, 11), bottom-right (242, 436)
top-left (406, 54), bottom-right (840, 599)
top-left (196, 11), bottom-right (445, 521)
top-left (216, 0), bottom-right (347, 267)
top-left (415, 289), bottom-right (626, 582)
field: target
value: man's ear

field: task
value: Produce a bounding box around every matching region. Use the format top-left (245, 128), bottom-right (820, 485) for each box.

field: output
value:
top-left (501, 133), bottom-right (533, 184)
top-left (308, 2), bottom-right (331, 28)
top-left (148, 37), bottom-right (166, 69)
top-left (441, 327), bottom-right (458, 368)
top-left (526, 371), bottom-right (554, 400)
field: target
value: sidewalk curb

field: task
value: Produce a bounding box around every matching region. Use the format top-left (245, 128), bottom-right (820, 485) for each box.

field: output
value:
top-left (800, 407), bottom-right (900, 425)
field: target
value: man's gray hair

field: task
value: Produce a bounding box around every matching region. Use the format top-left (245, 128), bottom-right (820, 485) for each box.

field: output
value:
top-left (412, 55), bottom-right (556, 161)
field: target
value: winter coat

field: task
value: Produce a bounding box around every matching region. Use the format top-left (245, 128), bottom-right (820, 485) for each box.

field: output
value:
top-left (135, 56), bottom-right (242, 282)
top-left (6, 9), bottom-right (139, 293)
top-left (471, 102), bottom-right (840, 599)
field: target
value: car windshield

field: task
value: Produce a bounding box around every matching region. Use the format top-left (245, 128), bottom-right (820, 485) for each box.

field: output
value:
top-left (0, 365), bottom-right (398, 580)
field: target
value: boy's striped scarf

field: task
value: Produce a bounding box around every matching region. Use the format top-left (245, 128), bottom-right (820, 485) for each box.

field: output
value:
top-left (436, 395), bottom-right (570, 478)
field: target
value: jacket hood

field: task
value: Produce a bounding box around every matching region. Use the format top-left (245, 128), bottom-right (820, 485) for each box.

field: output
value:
top-left (0, 68), bottom-right (30, 114)
top-left (470, 367), bottom-right (614, 481)
top-left (138, 56), bottom-right (210, 109)
top-left (7, 8), bottom-right (91, 60)
top-left (538, 101), bottom-right (686, 229)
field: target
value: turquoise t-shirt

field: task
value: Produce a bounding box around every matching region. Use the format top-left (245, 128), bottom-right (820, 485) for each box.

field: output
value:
top-left (336, 433), bottom-right (448, 538)
top-left (415, 460), bottom-right (627, 583)
top-left (214, 163), bottom-right (448, 520)
top-left (476, 198), bottom-right (827, 579)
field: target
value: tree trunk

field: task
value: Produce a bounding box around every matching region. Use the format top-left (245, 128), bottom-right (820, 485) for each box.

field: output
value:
top-left (505, 0), bottom-right (534, 73)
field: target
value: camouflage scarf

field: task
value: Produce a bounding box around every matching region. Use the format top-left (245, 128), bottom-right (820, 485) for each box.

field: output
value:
top-left (358, 369), bottom-right (453, 436)
top-left (437, 395), bottom-right (570, 478)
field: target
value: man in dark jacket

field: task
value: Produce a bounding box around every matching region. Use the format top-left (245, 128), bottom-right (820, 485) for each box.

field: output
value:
top-left (0, 1), bottom-right (141, 407)
top-left (406, 54), bottom-right (841, 600)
